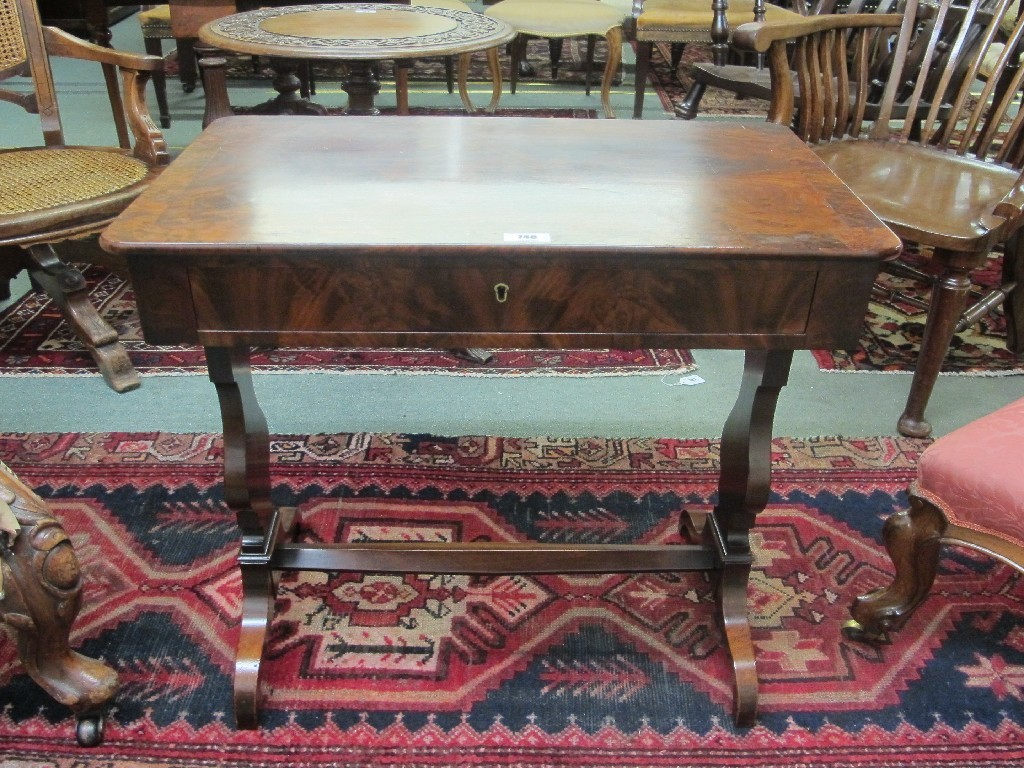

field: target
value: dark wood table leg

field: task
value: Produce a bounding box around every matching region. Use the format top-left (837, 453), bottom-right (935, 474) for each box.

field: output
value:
top-left (707, 348), bottom-right (792, 727)
top-left (206, 346), bottom-right (292, 729)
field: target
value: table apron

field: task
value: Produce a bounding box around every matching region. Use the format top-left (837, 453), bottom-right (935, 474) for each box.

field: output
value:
top-left (128, 257), bottom-right (879, 350)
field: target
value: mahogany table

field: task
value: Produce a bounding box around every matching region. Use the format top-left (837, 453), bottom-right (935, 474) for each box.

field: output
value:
top-left (198, 3), bottom-right (515, 116)
top-left (101, 115), bottom-right (901, 730)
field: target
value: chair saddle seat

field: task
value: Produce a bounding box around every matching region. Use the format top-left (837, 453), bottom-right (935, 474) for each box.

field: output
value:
top-left (814, 140), bottom-right (1021, 249)
top-left (916, 397), bottom-right (1024, 550)
top-left (0, 147), bottom-right (157, 241)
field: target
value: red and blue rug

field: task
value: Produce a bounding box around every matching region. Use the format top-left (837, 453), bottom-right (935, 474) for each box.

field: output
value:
top-left (1, 431), bottom-right (1023, 767)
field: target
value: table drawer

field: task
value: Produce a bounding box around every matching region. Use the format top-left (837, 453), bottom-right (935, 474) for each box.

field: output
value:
top-left (188, 259), bottom-right (820, 339)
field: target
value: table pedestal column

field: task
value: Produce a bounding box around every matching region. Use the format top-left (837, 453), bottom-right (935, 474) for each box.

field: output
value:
top-left (341, 61), bottom-right (382, 115)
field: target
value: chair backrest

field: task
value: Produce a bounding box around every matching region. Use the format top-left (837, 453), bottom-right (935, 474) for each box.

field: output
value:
top-left (764, 0), bottom-right (1024, 165)
top-left (0, 0), bottom-right (65, 145)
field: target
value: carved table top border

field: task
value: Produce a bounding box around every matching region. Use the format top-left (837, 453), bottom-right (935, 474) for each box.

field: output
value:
top-left (201, 3), bottom-right (515, 58)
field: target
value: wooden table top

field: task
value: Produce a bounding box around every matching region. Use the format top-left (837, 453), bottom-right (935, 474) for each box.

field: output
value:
top-left (102, 115), bottom-right (900, 259)
top-left (198, 3), bottom-right (515, 60)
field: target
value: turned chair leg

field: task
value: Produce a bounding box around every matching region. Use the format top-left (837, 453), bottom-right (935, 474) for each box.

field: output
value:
top-left (0, 464), bottom-right (118, 746)
top-left (897, 250), bottom-right (975, 438)
top-left (177, 37), bottom-right (199, 93)
top-left (1002, 232), bottom-right (1024, 353)
top-left (846, 492), bottom-right (946, 643)
top-left (633, 39), bottom-right (651, 118)
top-left (548, 37), bottom-right (564, 79)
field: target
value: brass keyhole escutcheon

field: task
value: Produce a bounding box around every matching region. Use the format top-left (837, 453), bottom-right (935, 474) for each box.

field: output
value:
top-left (494, 283), bottom-right (510, 303)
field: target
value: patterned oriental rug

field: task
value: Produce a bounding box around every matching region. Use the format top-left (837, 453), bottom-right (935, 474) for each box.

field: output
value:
top-left (814, 250), bottom-right (1024, 376)
top-left (0, 266), bottom-right (695, 378)
top-left (3, 431), bottom-right (1024, 767)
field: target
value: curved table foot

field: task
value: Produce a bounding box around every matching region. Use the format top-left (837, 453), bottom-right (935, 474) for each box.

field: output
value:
top-left (234, 562), bottom-right (276, 729)
top-left (719, 562), bottom-right (758, 727)
top-left (0, 464), bottom-right (118, 744)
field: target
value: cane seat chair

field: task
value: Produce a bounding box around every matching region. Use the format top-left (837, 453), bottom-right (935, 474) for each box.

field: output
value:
top-left (733, 0), bottom-right (1024, 438)
top-left (631, 0), bottom-right (805, 118)
top-left (0, 0), bottom-right (170, 392)
top-left (846, 397), bottom-right (1024, 643)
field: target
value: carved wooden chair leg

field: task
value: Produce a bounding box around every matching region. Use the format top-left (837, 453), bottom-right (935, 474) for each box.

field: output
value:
top-left (0, 464), bottom-right (118, 746)
top-left (845, 492), bottom-right (945, 643)
top-left (23, 244), bottom-right (140, 393)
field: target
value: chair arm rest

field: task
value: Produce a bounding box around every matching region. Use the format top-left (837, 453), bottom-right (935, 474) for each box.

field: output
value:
top-left (993, 178), bottom-right (1024, 227)
top-left (42, 26), bottom-right (164, 72)
top-left (42, 25), bottom-right (169, 166)
top-left (732, 13), bottom-right (905, 53)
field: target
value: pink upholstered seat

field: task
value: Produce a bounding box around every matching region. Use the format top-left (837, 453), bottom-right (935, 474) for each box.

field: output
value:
top-left (917, 397), bottom-right (1024, 550)
top-left (847, 396), bottom-right (1024, 643)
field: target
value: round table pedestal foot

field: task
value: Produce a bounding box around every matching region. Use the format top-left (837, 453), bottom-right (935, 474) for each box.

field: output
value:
top-left (342, 61), bottom-right (382, 115)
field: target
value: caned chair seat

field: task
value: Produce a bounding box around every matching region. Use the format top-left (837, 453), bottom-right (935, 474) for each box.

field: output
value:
top-left (485, 0), bottom-right (624, 117)
top-left (0, 148), bottom-right (157, 239)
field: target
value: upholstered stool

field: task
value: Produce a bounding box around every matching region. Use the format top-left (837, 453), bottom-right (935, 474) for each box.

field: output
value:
top-left (138, 5), bottom-right (174, 127)
top-left (485, 0), bottom-right (625, 117)
top-left (847, 397), bottom-right (1024, 642)
top-left (631, 0), bottom-right (803, 118)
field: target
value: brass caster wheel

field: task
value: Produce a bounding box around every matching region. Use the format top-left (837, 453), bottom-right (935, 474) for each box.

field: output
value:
top-left (76, 713), bottom-right (105, 746)
top-left (842, 618), bottom-right (889, 645)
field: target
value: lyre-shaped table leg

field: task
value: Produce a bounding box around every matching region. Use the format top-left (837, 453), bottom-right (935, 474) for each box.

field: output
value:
top-left (709, 349), bottom-right (792, 727)
top-left (206, 346), bottom-right (284, 730)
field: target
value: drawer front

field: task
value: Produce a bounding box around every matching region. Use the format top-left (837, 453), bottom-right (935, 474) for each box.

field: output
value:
top-left (189, 260), bottom-right (820, 338)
